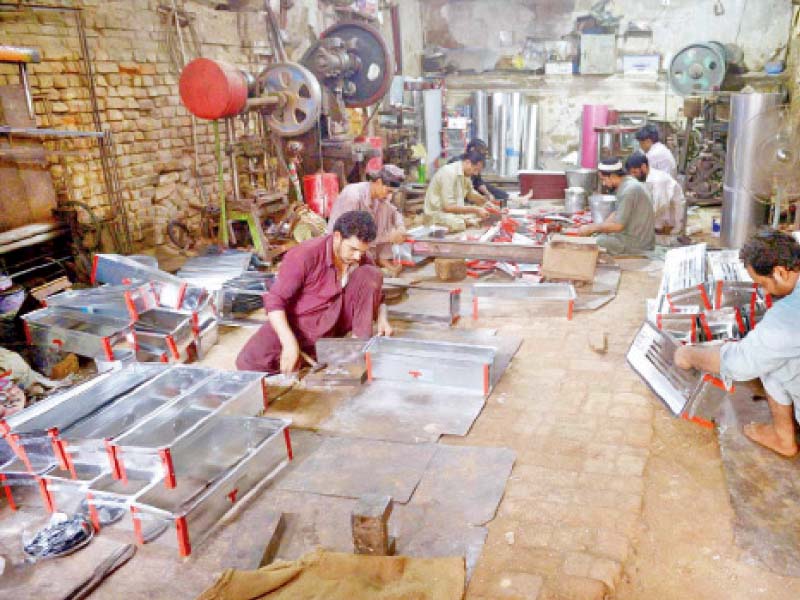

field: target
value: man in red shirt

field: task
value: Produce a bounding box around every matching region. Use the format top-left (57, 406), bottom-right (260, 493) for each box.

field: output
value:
top-left (236, 211), bottom-right (393, 374)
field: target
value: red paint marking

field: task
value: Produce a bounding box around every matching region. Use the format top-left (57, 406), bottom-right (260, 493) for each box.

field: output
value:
top-left (408, 370), bottom-right (422, 379)
top-left (91, 254), bottom-right (99, 285)
top-left (87, 493), bottom-right (101, 531)
top-left (52, 339), bottom-right (63, 348)
top-left (681, 413), bottom-right (715, 430)
top-left (703, 373), bottom-right (734, 393)
top-left (160, 448), bottom-right (176, 489)
top-left (176, 516), bottom-right (192, 557)
top-left (191, 312), bottom-right (200, 337)
top-left (131, 506), bottom-right (144, 544)
top-left (166, 335), bottom-right (180, 360)
top-left (699, 314), bottom-right (712, 341)
top-left (283, 428), bottom-right (293, 461)
top-left (472, 297), bottom-right (479, 320)
top-left (23, 321), bottom-right (32, 345)
top-left (1, 474), bottom-right (17, 511)
top-left (567, 299), bottom-right (574, 321)
top-left (365, 352), bottom-right (373, 383)
top-left (699, 284), bottom-right (712, 311)
top-left (735, 307), bottom-right (746, 336)
top-left (38, 478), bottom-right (55, 513)
top-left (102, 337), bottom-right (114, 361)
top-left (261, 378), bottom-right (269, 410)
top-left (48, 428), bottom-right (76, 478)
top-left (124, 291), bottom-right (138, 321)
top-left (483, 364), bottom-right (490, 396)
top-left (714, 281), bottom-right (723, 310)
top-left (176, 283), bottom-right (188, 309)
top-left (227, 488), bottom-right (239, 503)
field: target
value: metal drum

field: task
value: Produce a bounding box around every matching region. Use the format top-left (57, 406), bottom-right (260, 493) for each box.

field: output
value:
top-left (179, 58), bottom-right (249, 120)
top-left (566, 168), bottom-right (598, 197)
top-left (564, 187), bottom-right (586, 214)
top-left (590, 194), bottom-right (616, 223)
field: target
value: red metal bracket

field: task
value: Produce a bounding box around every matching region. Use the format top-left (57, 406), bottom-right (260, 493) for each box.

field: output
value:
top-left (365, 352), bottom-right (373, 383)
top-left (37, 478), bottom-right (55, 513)
top-left (86, 493), bottom-right (101, 531)
top-left (283, 428), bottom-right (293, 461)
top-left (483, 364), bottom-right (490, 396)
top-left (90, 254), bottom-right (99, 285)
top-left (166, 335), bottom-right (180, 360)
top-left (48, 428), bottom-right (76, 478)
top-left (131, 506), bottom-right (144, 544)
top-left (101, 337), bottom-right (115, 361)
top-left (0, 474), bottom-right (17, 511)
top-left (160, 448), bottom-right (176, 489)
top-left (176, 516), bottom-right (192, 557)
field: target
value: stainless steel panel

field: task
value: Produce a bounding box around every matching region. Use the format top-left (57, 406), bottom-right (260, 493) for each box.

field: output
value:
top-left (23, 307), bottom-right (132, 359)
top-left (491, 92), bottom-right (507, 176)
top-left (471, 91), bottom-right (488, 144)
top-left (721, 92), bottom-right (782, 248)
top-left (521, 103), bottom-right (539, 171)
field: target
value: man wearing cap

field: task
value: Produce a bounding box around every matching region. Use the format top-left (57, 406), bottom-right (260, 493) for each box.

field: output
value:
top-left (424, 150), bottom-right (491, 232)
top-left (327, 165), bottom-right (406, 274)
top-left (577, 157), bottom-right (655, 255)
top-left (625, 153), bottom-right (686, 244)
top-left (635, 124), bottom-right (677, 178)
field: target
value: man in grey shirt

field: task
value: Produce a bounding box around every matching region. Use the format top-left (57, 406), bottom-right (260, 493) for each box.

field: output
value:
top-left (675, 230), bottom-right (800, 457)
top-left (577, 157), bottom-right (655, 255)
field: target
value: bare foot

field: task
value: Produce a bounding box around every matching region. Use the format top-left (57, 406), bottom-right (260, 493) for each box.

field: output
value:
top-left (743, 422), bottom-right (799, 457)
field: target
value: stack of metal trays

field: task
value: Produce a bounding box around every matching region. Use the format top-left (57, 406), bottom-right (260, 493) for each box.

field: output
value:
top-left (176, 250), bottom-right (254, 291)
top-left (657, 243), bottom-right (710, 312)
top-left (92, 254), bottom-right (208, 312)
top-left (216, 272), bottom-right (274, 323)
top-left (45, 282), bottom-right (158, 320)
top-left (107, 370), bottom-right (268, 480)
top-left (627, 320), bottom-right (728, 425)
top-left (22, 307), bottom-right (133, 362)
top-left (0, 364), bottom-right (291, 557)
top-left (707, 250), bottom-right (760, 311)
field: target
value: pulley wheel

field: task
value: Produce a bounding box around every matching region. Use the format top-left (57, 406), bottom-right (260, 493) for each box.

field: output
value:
top-left (256, 62), bottom-right (322, 137)
top-left (317, 21), bottom-right (393, 108)
top-left (669, 43), bottom-right (726, 96)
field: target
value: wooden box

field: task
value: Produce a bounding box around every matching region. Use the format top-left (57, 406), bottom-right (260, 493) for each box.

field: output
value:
top-left (542, 235), bottom-right (599, 282)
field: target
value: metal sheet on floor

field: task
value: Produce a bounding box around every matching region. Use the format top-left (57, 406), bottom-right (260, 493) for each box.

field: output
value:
top-left (319, 381), bottom-right (486, 443)
top-left (717, 391), bottom-right (800, 577)
top-left (409, 444), bottom-right (516, 526)
top-left (275, 436), bottom-right (437, 503)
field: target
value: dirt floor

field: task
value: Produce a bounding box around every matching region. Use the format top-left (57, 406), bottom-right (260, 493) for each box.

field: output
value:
top-left (617, 409), bottom-right (800, 600)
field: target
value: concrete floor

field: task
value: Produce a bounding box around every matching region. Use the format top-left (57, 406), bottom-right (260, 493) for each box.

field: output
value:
top-left (201, 256), bottom-right (800, 600)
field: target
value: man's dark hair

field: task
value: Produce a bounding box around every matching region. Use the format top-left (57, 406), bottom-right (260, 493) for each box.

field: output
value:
top-left (625, 152), bottom-right (649, 170)
top-left (332, 210), bottom-right (377, 243)
top-left (740, 229), bottom-right (800, 276)
top-left (462, 150), bottom-right (486, 166)
top-left (635, 124), bottom-right (660, 143)
top-left (466, 138), bottom-right (488, 154)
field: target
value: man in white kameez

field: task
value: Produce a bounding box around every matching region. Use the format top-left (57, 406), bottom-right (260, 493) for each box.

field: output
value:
top-left (635, 124), bottom-right (677, 178)
top-left (625, 153), bottom-right (685, 245)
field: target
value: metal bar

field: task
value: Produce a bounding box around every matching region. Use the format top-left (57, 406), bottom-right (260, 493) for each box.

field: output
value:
top-left (0, 126), bottom-right (104, 139)
top-left (410, 238), bottom-right (544, 263)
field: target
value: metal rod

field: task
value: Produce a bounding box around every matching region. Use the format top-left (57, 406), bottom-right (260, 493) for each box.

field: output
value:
top-left (0, 126), bottom-right (104, 139)
top-left (18, 63), bottom-right (34, 120)
top-left (214, 120), bottom-right (229, 246)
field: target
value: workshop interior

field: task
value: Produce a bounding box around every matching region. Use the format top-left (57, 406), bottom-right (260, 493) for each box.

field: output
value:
top-left (1, 0), bottom-right (800, 598)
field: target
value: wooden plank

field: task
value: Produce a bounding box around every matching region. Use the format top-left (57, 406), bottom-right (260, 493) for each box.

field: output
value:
top-left (0, 85), bottom-right (56, 231)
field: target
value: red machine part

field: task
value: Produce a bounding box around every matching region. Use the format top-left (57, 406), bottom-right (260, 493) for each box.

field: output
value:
top-left (179, 58), bottom-right (248, 120)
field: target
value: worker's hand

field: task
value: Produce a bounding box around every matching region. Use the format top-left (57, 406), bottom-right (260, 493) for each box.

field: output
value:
top-left (389, 228), bottom-right (406, 245)
top-left (475, 207), bottom-right (490, 219)
top-left (577, 224), bottom-right (594, 237)
top-left (487, 193), bottom-right (496, 203)
top-left (279, 339), bottom-right (300, 375)
top-left (674, 346), bottom-right (694, 370)
top-left (376, 316), bottom-right (394, 337)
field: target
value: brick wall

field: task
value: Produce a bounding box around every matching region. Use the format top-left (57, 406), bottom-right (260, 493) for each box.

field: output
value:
top-left (0, 0), bottom-right (325, 248)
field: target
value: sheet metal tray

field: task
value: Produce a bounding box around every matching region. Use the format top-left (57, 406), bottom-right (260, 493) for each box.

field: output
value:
top-left (109, 371), bottom-right (267, 481)
top-left (471, 282), bottom-right (576, 320)
top-left (627, 320), bottom-right (728, 424)
top-left (365, 336), bottom-right (496, 396)
top-left (1, 365), bottom-right (166, 474)
top-left (130, 416), bottom-right (291, 556)
top-left (133, 308), bottom-right (195, 361)
top-left (22, 307), bottom-right (132, 361)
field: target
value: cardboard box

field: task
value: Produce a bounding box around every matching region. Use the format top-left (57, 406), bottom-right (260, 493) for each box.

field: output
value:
top-left (542, 235), bottom-right (599, 282)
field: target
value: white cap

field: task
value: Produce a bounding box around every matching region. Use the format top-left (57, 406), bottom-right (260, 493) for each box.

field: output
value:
top-left (597, 160), bottom-right (623, 173)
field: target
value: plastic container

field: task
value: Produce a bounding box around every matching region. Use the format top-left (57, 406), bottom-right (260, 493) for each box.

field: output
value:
top-left (302, 173), bottom-right (339, 218)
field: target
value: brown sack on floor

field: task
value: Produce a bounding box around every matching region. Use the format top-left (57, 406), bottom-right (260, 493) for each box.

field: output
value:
top-left (197, 549), bottom-right (465, 600)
